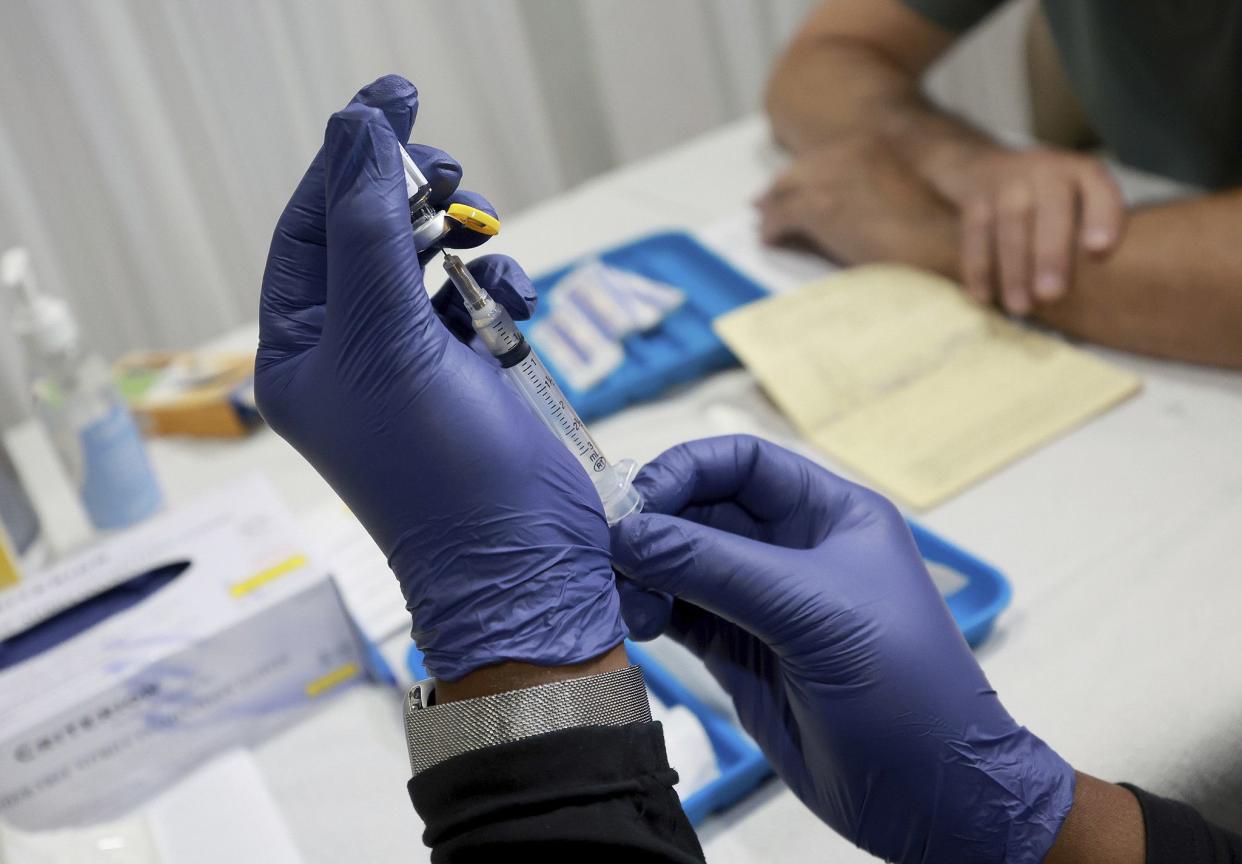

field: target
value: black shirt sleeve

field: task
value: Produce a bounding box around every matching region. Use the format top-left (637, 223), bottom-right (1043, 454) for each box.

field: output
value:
top-left (898, 0), bottom-right (1004, 33)
top-left (1123, 784), bottom-right (1242, 863)
top-left (409, 721), bottom-right (706, 863)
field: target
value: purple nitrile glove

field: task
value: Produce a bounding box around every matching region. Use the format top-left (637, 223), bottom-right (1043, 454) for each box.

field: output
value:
top-left (611, 435), bottom-right (1074, 863)
top-left (256, 75), bottom-right (626, 680)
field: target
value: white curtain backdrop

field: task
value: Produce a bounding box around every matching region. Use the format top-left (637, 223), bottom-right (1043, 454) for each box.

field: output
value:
top-left (0, 0), bottom-right (1031, 427)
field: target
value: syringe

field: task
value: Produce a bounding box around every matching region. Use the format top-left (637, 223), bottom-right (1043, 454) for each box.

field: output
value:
top-left (442, 253), bottom-right (643, 525)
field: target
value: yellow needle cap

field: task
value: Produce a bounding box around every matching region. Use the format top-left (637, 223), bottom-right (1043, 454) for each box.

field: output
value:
top-left (445, 203), bottom-right (501, 237)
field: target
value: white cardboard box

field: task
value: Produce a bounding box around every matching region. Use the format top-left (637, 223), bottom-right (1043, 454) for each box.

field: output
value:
top-left (0, 476), bottom-right (364, 830)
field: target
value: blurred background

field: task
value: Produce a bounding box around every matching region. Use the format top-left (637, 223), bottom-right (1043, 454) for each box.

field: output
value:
top-left (0, 0), bottom-right (1032, 428)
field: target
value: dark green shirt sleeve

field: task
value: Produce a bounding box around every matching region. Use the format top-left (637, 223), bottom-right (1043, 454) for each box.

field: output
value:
top-left (898, 0), bottom-right (1005, 33)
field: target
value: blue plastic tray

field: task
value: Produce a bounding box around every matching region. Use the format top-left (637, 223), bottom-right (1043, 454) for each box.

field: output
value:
top-left (526, 231), bottom-right (767, 421)
top-left (908, 521), bottom-right (1011, 647)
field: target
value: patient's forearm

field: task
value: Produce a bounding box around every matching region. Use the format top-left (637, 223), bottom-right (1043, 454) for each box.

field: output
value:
top-left (766, 38), bottom-right (991, 190)
top-left (1038, 191), bottom-right (1242, 367)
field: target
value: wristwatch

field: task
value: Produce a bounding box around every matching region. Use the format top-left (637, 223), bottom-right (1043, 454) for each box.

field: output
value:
top-left (403, 664), bottom-right (651, 776)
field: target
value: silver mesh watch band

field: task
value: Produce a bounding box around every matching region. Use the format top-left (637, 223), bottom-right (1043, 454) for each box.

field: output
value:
top-left (403, 664), bottom-right (650, 776)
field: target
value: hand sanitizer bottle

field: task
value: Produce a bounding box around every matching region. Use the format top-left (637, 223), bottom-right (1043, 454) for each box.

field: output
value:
top-left (2, 248), bottom-right (162, 531)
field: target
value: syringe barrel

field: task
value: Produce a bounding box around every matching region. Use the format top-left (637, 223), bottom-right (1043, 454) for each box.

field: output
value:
top-left (442, 254), bottom-right (643, 524)
top-left (506, 350), bottom-right (610, 476)
top-left (466, 296), bottom-right (528, 363)
top-left (504, 351), bottom-right (642, 524)
top-left (444, 254), bottom-right (531, 364)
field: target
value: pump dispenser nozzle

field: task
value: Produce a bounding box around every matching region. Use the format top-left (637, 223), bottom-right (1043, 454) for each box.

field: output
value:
top-left (1, 247), bottom-right (77, 356)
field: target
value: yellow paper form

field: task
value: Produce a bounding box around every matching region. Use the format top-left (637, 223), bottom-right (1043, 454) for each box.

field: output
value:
top-left (714, 265), bottom-right (1142, 509)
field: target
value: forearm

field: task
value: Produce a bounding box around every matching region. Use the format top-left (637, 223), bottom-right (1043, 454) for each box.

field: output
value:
top-left (766, 35), bottom-right (991, 193)
top-left (1037, 192), bottom-right (1242, 367)
top-left (436, 643), bottom-right (629, 701)
top-left (1046, 774), bottom-right (1145, 864)
top-left (1045, 772), bottom-right (1242, 864)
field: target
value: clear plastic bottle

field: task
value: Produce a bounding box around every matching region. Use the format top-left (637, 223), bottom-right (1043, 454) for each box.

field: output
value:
top-left (2, 248), bottom-right (162, 532)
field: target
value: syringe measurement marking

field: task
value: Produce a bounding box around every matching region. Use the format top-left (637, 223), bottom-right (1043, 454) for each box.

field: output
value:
top-left (490, 319), bottom-right (520, 350)
top-left (518, 357), bottom-right (606, 470)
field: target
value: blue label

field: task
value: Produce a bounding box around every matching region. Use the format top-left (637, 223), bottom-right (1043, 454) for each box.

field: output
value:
top-left (79, 403), bottom-right (163, 530)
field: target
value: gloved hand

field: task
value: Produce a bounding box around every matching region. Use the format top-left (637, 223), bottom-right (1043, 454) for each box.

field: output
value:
top-left (611, 436), bottom-right (1074, 863)
top-left (256, 75), bottom-right (626, 681)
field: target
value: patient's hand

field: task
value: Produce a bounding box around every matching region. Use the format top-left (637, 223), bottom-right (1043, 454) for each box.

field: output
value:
top-left (932, 145), bottom-right (1126, 316)
top-left (757, 133), bottom-right (958, 277)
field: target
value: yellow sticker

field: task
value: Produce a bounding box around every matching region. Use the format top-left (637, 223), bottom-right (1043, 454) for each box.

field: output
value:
top-left (305, 662), bottom-right (360, 697)
top-left (229, 554), bottom-right (307, 597)
top-left (446, 203), bottom-right (500, 236)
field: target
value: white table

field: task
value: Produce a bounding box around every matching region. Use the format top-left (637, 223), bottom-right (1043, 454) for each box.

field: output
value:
top-left (145, 116), bottom-right (1242, 862)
